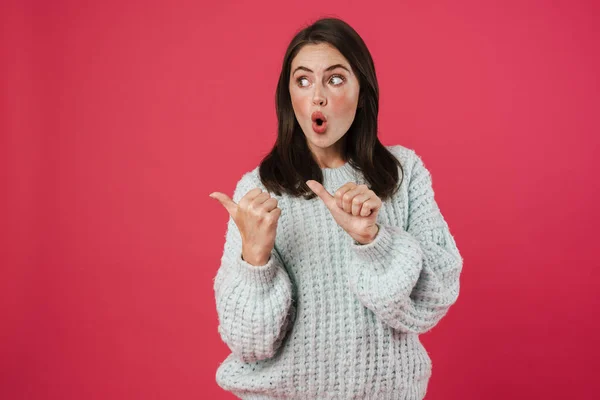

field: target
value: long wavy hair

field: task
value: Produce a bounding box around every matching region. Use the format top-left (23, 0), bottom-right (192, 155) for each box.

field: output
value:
top-left (258, 17), bottom-right (404, 201)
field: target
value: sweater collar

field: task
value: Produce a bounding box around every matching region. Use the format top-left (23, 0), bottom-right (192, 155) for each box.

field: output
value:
top-left (321, 161), bottom-right (358, 189)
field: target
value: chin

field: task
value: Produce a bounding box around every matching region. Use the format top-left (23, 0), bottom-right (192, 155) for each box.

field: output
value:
top-left (301, 126), bottom-right (345, 147)
top-left (308, 136), bottom-right (342, 149)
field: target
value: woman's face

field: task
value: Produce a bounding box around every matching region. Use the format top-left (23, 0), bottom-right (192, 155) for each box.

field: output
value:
top-left (289, 43), bottom-right (360, 160)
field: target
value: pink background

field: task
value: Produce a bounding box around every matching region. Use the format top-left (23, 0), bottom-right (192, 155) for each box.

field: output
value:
top-left (2, 0), bottom-right (599, 399)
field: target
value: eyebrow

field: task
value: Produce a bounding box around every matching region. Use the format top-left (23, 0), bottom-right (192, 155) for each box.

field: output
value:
top-left (292, 64), bottom-right (350, 75)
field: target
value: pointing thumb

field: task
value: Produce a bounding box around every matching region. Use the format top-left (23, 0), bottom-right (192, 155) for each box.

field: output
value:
top-left (306, 180), bottom-right (335, 209)
top-left (209, 192), bottom-right (237, 217)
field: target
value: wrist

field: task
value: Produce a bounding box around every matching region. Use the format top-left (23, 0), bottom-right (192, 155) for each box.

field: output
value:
top-left (242, 246), bottom-right (271, 267)
top-left (354, 224), bottom-right (379, 245)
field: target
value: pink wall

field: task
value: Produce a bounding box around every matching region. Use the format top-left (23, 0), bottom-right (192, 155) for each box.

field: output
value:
top-left (2, 0), bottom-right (599, 399)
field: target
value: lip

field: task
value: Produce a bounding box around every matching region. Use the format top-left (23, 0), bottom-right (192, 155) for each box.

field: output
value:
top-left (311, 111), bottom-right (327, 123)
top-left (311, 111), bottom-right (328, 134)
top-left (312, 120), bottom-right (327, 134)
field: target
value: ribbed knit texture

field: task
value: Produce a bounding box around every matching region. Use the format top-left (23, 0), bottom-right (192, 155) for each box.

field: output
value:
top-left (213, 144), bottom-right (463, 400)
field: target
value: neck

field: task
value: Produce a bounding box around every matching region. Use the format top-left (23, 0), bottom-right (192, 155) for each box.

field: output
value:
top-left (309, 137), bottom-right (347, 169)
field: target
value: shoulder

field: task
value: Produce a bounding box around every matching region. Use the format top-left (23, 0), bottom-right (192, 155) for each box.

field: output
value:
top-left (383, 144), bottom-right (437, 204)
top-left (385, 143), bottom-right (413, 163)
top-left (384, 144), bottom-right (428, 179)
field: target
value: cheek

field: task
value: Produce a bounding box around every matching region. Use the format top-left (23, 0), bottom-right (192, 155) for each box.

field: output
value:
top-left (330, 91), bottom-right (359, 115)
top-left (289, 89), bottom-right (310, 116)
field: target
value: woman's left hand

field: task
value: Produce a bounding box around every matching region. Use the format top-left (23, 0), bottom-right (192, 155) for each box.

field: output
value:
top-left (306, 180), bottom-right (381, 244)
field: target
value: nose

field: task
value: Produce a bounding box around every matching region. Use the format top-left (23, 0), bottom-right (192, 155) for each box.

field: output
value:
top-left (312, 84), bottom-right (327, 106)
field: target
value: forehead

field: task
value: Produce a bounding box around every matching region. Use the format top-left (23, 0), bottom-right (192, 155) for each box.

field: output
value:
top-left (291, 43), bottom-right (350, 71)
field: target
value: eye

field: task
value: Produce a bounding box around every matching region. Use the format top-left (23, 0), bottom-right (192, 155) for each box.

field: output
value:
top-left (296, 77), bottom-right (310, 87)
top-left (330, 74), bottom-right (345, 86)
top-left (295, 74), bottom-right (346, 88)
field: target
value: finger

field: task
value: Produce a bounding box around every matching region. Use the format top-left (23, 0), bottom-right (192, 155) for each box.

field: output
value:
top-left (360, 206), bottom-right (372, 217)
top-left (261, 197), bottom-right (279, 212)
top-left (269, 207), bottom-right (282, 221)
top-left (360, 197), bottom-right (381, 216)
top-left (209, 192), bottom-right (238, 217)
top-left (352, 193), bottom-right (371, 216)
top-left (342, 185), bottom-right (369, 213)
top-left (238, 188), bottom-right (264, 208)
top-left (306, 180), bottom-right (335, 209)
top-left (360, 202), bottom-right (373, 217)
top-left (251, 191), bottom-right (272, 207)
top-left (334, 182), bottom-right (356, 210)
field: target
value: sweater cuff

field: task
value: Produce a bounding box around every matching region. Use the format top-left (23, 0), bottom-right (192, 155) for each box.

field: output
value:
top-left (234, 251), bottom-right (279, 285)
top-left (350, 224), bottom-right (422, 274)
top-left (351, 223), bottom-right (394, 261)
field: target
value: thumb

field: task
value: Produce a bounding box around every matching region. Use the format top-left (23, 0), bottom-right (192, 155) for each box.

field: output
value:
top-left (209, 192), bottom-right (237, 217)
top-left (306, 180), bottom-right (335, 209)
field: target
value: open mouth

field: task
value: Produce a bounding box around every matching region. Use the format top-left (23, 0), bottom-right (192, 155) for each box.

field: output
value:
top-left (311, 111), bottom-right (327, 133)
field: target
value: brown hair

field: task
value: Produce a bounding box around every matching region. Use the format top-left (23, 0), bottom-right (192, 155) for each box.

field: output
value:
top-left (259, 17), bottom-right (404, 201)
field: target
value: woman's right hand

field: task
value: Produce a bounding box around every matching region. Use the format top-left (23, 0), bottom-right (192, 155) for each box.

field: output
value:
top-left (209, 188), bottom-right (281, 266)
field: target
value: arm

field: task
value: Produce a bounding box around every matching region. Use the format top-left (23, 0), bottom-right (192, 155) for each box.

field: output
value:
top-left (213, 173), bottom-right (295, 362)
top-left (346, 150), bottom-right (463, 334)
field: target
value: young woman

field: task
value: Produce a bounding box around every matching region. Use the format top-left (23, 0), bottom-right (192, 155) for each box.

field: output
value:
top-left (209, 17), bottom-right (463, 400)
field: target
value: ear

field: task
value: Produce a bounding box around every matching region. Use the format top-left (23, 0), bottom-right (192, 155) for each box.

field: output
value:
top-left (357, 95), bottom-right (364, 109)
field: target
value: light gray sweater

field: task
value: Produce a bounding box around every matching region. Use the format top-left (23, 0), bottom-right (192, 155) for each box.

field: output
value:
top-left (213, 144), bottom-right (463, 399)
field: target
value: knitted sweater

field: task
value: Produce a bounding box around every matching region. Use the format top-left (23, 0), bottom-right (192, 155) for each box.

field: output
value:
top-left (213, 144), bottom-right (463, 400)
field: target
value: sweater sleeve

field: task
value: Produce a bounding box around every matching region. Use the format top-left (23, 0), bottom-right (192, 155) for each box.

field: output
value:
top-left (213, 172), bottom-right (295, 363)
top-left (346, 150), bottom-right (463, 334)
